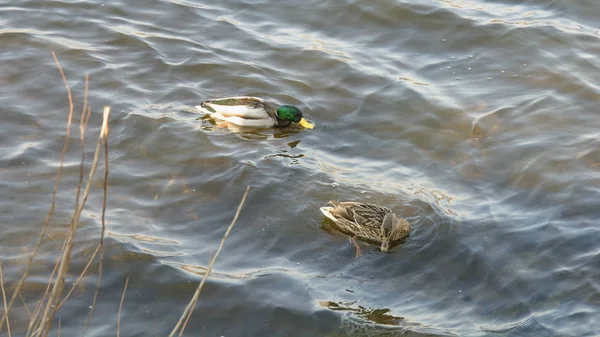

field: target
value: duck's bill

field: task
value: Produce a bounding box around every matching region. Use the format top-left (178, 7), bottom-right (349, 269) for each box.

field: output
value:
top-left (299, 118), bottom-right (315, 129)
top-left (380, 240), bottom-right (390, 252)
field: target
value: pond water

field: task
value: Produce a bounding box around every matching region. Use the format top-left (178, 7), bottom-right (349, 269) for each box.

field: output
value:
top-left (2, 0), bottom-right (600, 336)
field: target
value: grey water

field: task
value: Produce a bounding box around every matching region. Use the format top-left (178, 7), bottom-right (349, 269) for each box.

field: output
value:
top-left (2, 0), bottom-right (600, 336)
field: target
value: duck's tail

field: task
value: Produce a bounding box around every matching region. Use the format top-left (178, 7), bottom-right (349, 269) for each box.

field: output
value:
top-left (195, 101), bottom-right (216, 115)
top-left (319, 206), bottom-right (337, 222)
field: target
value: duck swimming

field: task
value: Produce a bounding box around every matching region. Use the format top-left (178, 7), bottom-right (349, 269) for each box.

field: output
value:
top-left (195, 96), bottom-right (314, 129)
top-left (320, 201), bottom-right (410, 256)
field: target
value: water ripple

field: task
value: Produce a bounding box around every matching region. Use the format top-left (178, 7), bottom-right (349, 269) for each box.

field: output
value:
top-left (3, 0), bottom-right (600, 336)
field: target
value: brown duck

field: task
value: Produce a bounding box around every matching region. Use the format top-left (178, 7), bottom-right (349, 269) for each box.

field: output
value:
top-left (320, 201), bottom-right (410, 256)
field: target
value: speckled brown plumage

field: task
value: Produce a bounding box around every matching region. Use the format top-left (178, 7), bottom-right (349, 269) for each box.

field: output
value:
top-left (320, 200), bottom-right (410, 252)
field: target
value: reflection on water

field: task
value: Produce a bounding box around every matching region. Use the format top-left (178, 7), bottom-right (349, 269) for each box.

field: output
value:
top-left (2, 0), bottom-right (600, 336)
top-left (320, 301), bottom-right (404, 326)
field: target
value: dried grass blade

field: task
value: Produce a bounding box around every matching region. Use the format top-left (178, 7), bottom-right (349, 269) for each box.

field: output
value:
top-left (0, 51), bottom-right (75, 332)
top-left (117, 277), bottom-right (129, 337)
top-left (57, 244), bottom-right (100, 309)
top-left (82, 106), bottom-right (109, 337)
top-left (0, 264), bottom-right (11, 337)
top-left (169, 186), bottom-right (250, 337)
top-left (33, 107), bottom-right (111, 337)
top-left (18, 293), bottom-right (31, 319)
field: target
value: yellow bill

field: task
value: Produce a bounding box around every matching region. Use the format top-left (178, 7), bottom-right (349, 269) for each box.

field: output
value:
top-left (299, 118), bottom-right (315, 129)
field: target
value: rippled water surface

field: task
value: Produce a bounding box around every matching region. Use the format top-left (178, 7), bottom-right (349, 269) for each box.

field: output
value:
top-left (2, 0), bottom-right (600, 336)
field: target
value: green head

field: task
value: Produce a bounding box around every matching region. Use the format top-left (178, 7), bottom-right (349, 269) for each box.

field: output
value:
top-left (276, 105), bottom-right (315, 129)
top-left (276, 105), bottom-right (303, 122)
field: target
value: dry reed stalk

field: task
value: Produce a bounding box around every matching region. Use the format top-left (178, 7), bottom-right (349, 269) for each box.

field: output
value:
top-left (32, 106), bottom-right (111, 337)
top-left (74, 74), bottom-right (89, 213)
top-left (0, 264), bottom-right (11, 337)
top-left (27, 237), bottom-right (68, 336)
top-left (56, 243), bottom-right (100, 309)
top-left (28, 69), bottom-right (94, 337)
top-left (117, 277), bottom-right (129, 337)
top-left (169, 186), bottom-right (250, 337)
top-left (85, 107), bottom-right (91, 130)
top-left (55, 92), bottom-right (95, 311)
top-left (18, 293), bottom-right (31, 319)
top-left (29, 94), bottom-right (92, 336)
top-left (82, 104), bottom-right (108, 337)
top-left (0, 52), bottom-right (75, 333)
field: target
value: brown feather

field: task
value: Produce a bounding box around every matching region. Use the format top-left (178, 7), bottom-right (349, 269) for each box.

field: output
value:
top-left (323, 201), bottom-right (410, 247)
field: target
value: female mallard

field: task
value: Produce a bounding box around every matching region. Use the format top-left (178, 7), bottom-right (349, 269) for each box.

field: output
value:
top-left (195, 96), bottom-right (314, 129)
top-left (320, 201), bottom-right (410, 256)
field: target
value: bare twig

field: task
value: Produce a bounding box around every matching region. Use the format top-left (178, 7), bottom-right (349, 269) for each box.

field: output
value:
top-left (169, 186), bottom-right (250, 337)
top-left (0, 264), bottom-right (11, 337)
top-left (0, 51), bottom-right (75, 332)
top-left (33, 107), bottom-right (111, 337)
top-left (117, 277), bottom-right (129, 337)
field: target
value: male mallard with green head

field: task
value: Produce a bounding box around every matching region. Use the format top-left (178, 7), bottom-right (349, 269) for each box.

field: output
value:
top-left (320, 201), bottom-right (410, 256)
top-left (196, 96), bottom-right (314, 129)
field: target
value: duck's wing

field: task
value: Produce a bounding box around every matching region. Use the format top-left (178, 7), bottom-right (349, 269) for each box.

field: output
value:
top-left (196, 97), bottom-right (271, 120)
top-left (330, 201), bottom-right (390, 229)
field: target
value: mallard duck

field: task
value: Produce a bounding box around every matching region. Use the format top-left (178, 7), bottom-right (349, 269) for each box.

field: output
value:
top-left (320, 201), bottom-right (410, 255)
top-left (195, 96), bottom-right (314, 129)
